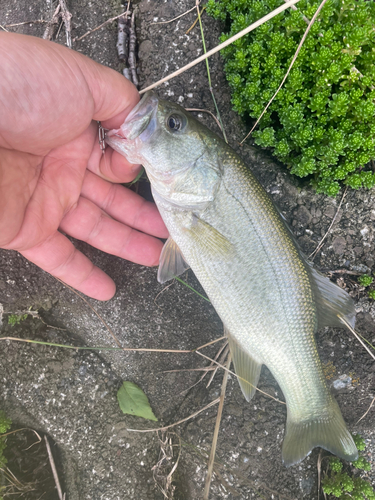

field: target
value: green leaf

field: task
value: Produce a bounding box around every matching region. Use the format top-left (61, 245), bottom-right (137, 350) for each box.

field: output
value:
top-left (117, 381), bottom-right (158, 421)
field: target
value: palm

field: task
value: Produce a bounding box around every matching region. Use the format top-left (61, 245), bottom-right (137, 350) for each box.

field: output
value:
top-left (0, 33), bottom-right (168, 300)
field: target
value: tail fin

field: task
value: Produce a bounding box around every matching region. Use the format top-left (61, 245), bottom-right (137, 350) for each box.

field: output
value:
top-left (282, 400), bottom-right (358, 467)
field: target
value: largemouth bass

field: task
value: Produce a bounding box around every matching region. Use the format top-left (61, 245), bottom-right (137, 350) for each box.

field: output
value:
top-left (106, 92), bottom-right (358, 466)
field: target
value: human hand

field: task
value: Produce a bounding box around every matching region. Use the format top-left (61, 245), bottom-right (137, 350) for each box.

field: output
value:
top-left (0, 33), bottom-right (168, 300)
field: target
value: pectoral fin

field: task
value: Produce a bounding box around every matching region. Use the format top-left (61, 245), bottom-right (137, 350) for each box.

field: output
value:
top-left (225, 327), bottom-right (262, 402)
top-left (307, 263), bottom-right (356, 330)
top-left (188, 216), bottom-right (235, 261)
top-left (157, 237), bottom-right (190, 284)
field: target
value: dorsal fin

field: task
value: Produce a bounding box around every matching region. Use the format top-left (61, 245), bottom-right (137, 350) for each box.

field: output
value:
top-left (157, 237), bottom-right (189, 284)
top-left (306, 263), bottom-right (356, 330)
top-left (275, 204), bottom-right (356, 331)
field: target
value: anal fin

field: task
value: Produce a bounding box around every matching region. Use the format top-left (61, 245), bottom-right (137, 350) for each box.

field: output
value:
top-left (225, 326), bottom-right (262, 402)
top-left (157, 237), bottom-right (190, 284)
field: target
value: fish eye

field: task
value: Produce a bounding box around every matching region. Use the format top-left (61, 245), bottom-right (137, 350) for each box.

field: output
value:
top-left (166, 114), bottom-right (185, 132)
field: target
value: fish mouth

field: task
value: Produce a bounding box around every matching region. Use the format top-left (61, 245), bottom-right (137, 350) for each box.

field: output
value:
top-left (106, 91), bottom-right (159, 143)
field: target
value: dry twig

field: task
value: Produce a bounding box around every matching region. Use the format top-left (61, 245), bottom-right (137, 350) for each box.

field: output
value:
top-left (186, 6), bottom-right (206, 35)
top-left (127, 398), bottom-right (220, 433)
top-left (44, 436), bottom-right (64, 500)
top-left (203, 352), bottom-right (231, 499)
top-left (150, 5), bottom-right (197, 26)
top-left (152, 432), bottom-right (181, 499)
top-left (43, 4), bottom-right (61, 40)
top-left (128, 12), bottom-right (138, 87)
top-left (324, 269), bottom-right (362, 276)
top-left (205, 344), bottom-right (229, 388)
top-left (117, 14), bottom-right (130, 62)
top-left (283, 0), bottom-right (310, 23)
top-left (186, 108), bottom-right (223, 131)
top-left (338, 314), bottom-right (375, 361)
top-left (355, 396), bottom-right (375, 425)
top-left (317, 450), bottom-right (323, 500)
top-left (5, 20), bottom-right (47, 28)
top-left (59, 0), bottom-right (72, 48)
top-left (74, 11), bottom-right (131, 42)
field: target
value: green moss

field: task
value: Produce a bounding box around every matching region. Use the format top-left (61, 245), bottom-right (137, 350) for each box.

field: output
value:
top-left (321, 434), bottom-right (374, 499)
top-left (0, 411), bottom-right (12, 468)
top-left (7, 313), bottom-right (28, 327)
top-left (207, 0), bottom-right (375, 195)
top-left (358, 275), bottom-right (374, 287)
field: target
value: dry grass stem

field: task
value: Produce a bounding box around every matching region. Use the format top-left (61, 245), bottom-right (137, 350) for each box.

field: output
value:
top-left (194, 336), bottom-right (226, 351)
top-left (186, 6), bottom-right (206, 35)
top-left (283, 0), bottom-right (310, 23)
top-left (0, 466), bottom-right (37, 496)
top-left (309, 187), bottom-right (348, 260)
top-left (150, 5), bottom-right (197, 26)
top-left (74, 11), bottom-right (131, 42)
top-left (338, 314), bottom-right (375, 361)
top-left (186, 108), bottom-right (223, 131)
top-left (206, 344), bottom-right (229, 389)
top-left (0, 24), bottom-right (9, 31)
top-left (240, 0), bottom-right (329, 144)
top-left (0, 428), bottom-right (40, 439)
top-left (127, 397), bottom-right (220, 432)
top-left (317, 450), bottom-right (323, 500)
top-left (44, 435), bottom-right (64, 500)
top-left (152, 432), bottom-right (181, 499)
top-left (325, 269), bottom-right (362, 276)
top-left (23, 430), bottom-right (42, 451)
top-left (140, 0), bottom-right (302, 94)
top-left (195, 350), bottom-right (286, 404)
top-left (0, 336), bottom-right (193, 353)
top-left (203, 353), bottom-right (232, 500)
top-left (154, 282), bottom-right (176, 307)
top-left (5, 20), bottom-right (47, 27)
top-left (163, 367), bottom-right (216, 374)
top-left (355, 396), bottom-right (375, 425)
top-left (179, 342), bottom-right (228, 395)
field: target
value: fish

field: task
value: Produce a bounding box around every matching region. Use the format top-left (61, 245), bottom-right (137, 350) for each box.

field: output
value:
top-left (106, 91), bottom-right (358, 466)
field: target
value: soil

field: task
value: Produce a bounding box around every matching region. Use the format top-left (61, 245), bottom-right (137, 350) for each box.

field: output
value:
top-left (2, 428), bottom-right (64, 499)
top-left (0, 1), bottom-right (374, 499)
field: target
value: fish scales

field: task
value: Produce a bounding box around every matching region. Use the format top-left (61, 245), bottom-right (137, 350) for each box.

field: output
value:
top-left (161, 148), bottom-right (326, 415)
top-left (106, 91), bottom-right (358, 466)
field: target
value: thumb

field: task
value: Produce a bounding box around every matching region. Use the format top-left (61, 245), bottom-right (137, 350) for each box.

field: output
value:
top-left (0, 33), bottom-right (139, 153)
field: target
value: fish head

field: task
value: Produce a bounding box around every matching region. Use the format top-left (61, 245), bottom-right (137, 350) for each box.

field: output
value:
top-left (106, 91), bottom-right (223, 209)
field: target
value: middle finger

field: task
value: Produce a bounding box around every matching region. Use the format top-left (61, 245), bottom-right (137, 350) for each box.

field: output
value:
top-left (80, 170), bottom-right (168, 239)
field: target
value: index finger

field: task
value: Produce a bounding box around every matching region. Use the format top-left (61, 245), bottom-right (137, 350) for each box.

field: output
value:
top-left (20, 231), bottom-right (116, 301)
top-left (87, 134), bottom-right (141, 184)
